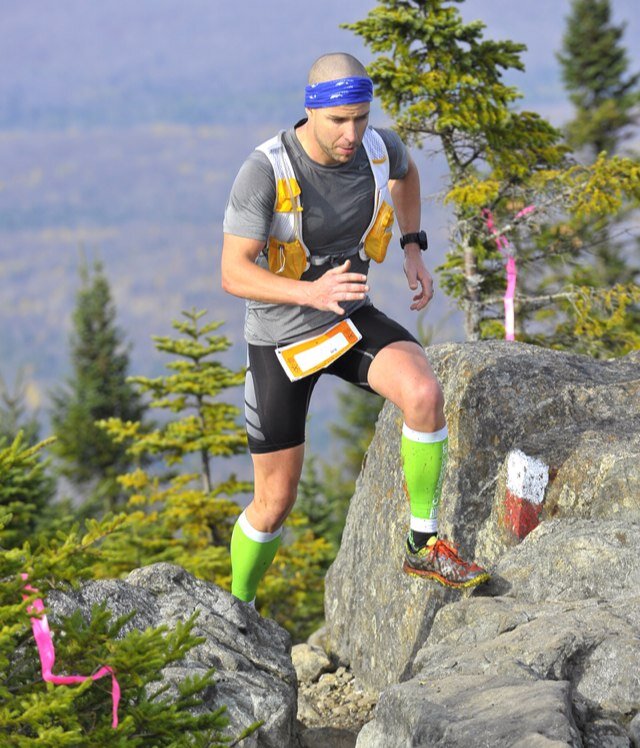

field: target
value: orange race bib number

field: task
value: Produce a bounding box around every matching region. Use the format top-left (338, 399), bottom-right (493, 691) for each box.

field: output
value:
top-left (275, 319), bottom-right (361, 382)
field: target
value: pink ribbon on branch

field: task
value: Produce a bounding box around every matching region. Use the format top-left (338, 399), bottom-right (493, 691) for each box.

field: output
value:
top-left (482, 206), bottom-right (535, 341)
top-left (21, 575), bottom-right (121, 728)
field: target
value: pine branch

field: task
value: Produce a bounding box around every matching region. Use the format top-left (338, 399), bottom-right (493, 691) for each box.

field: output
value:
top-left (480, 291), bottom-right (581, 310)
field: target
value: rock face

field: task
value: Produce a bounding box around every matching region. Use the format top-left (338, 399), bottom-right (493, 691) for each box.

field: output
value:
top-left (358, 519), bottom-right (640, 747)
top-left (357, 675), bottom-right (582, 748)
top-left (325, 342), bottom-right (640, 691)
top-left (47, 563), bottom-right (297, 748)
top-left (323, 341), bottom-right (640, 745)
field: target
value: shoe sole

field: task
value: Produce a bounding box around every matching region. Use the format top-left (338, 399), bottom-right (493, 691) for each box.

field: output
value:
top-left (402, 560), bottom-right (490, 589)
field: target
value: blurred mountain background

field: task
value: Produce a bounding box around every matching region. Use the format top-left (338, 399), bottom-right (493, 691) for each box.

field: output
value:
top-left (1, 0), bottom-right (638, 464)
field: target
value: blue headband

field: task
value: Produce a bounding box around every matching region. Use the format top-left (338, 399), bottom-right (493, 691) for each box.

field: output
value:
top-left (304, 76), bottom-right (373, 108)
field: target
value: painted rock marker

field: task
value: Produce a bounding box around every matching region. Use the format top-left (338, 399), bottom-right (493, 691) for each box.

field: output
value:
top-left (504, 450), bottom-right (549, 540)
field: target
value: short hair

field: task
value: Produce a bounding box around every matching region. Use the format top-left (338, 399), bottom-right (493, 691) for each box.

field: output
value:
top-left (308, 53), bottom-right (368, 85)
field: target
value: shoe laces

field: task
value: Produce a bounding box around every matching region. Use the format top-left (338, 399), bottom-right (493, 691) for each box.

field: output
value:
top-left (432, 538), bottom-right (471, 568)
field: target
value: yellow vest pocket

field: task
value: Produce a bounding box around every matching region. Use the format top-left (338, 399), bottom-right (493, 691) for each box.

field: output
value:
top-left (275, 178), bottom-right (302, 213)
top-left (267, 237), bottom-right (309, 279)
top-left (363, 201), bottom-right (394, 263)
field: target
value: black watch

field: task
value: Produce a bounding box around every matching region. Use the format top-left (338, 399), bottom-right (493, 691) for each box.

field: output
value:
top-left (400, 230), bottom-right (428, 250)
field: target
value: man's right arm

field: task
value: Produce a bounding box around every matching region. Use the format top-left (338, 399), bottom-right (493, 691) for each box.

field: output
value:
top-left (220, 234), bottom-right (369, 315)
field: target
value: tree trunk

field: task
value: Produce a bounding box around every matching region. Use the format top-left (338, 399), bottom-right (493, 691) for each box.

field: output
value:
top-left (462, 237), bottom-right (482, 341)
top-left (200, 446), bottom-right (212, 494)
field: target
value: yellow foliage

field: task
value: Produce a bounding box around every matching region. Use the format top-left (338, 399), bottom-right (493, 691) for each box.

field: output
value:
top-left (117, 468), bottom-right (149, 490)
top-left (570, 284), bottom-right (640, 357)
top-left (445, 178), bottom-right (501, 209)
top-left (565, 154), bottom-right (640, 217)
top-left (97, 418), bottom-right (141, 444)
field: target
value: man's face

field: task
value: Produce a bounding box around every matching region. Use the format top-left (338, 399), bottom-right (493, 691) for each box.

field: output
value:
top-left (305, 102), bottom-right (370, 165)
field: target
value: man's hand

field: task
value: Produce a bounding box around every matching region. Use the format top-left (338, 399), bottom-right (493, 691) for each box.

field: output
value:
top-left (403, 248), bottom-right (434, 311)
top-left (304, 260), bottom-right (369, 315)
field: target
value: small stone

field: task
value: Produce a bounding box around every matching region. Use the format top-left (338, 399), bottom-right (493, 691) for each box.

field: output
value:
top-left (292, 642), bottom-right (332, 684)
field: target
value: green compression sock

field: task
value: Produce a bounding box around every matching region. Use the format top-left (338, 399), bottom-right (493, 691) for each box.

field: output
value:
top-left (230, 509), bottom-right (282, 603)
top-left (401, 424), bottom-right (448, 536)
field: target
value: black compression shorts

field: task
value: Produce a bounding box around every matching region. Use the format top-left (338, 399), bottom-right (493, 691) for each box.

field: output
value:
top-left (244, 305), bottom-right (420, 454)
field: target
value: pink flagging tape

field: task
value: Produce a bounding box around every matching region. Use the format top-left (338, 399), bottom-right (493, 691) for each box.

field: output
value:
top-left (483, 206), bottom-right (535, 341)
top-left (504, 256), bottom-right (517, 340)
top-left (21, 575), bottom-right (121, 728)
top-left (504, 450), bottom-right (549, 540)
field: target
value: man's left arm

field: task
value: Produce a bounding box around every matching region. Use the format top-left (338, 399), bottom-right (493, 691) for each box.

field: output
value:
top-left (389, 155), bottom-right (434, 311)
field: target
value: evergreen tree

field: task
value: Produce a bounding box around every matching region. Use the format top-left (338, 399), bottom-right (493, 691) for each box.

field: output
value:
top-left (345, 0), bottom-right (565, 340)
top-left (0, 433), bottom-right (56, 548)
top-left (558, 0), bottom-right (640, 158)
top-left (0, 374), bottom-right (62, 539)
top-left (108, 308), bottom-right (248, 498)
top-left (0, 438), bottom-right (257, 746)
top-left (0, 372), bottom-right (41, 446)
top-left (547, 0), bottom-right (640, 346)
top-left (50, 259), bottom-right (145, 512)
top-left (97, 308), bottom-right (249, 578)
top-left (345, 0), bottom-right (640, 353)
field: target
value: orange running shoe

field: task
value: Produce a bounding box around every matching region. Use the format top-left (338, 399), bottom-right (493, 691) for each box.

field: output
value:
top-left (403, 536), bottom-right (490, 589)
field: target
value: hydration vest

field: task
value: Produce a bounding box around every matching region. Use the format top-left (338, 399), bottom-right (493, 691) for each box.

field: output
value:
top-left (255, 127), bottom-right (395, 280)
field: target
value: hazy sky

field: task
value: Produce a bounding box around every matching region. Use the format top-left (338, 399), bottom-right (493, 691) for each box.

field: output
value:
top-left (462, 0), bottom-right (639, 123)
top-left (2, 0), bottom-right (638, 129)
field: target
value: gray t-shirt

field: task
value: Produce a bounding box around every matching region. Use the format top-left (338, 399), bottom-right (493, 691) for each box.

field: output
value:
top-left (223, 124), bottom-right (409, 346)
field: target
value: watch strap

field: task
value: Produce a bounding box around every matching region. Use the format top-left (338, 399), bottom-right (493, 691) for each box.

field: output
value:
top-left (400, 230), bottom-right (428, 250)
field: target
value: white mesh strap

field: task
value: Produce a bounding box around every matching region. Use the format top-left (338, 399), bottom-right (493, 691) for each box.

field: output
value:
top-left (256, 132), bottom-right (295, 187)
top-left (362, 127), bottom-right (390, 189)
top-left (256, 132), bottom-right (309, 259)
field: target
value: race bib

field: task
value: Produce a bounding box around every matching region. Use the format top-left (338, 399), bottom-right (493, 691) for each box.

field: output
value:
top-left (276, 318), bottom-right (361, 382)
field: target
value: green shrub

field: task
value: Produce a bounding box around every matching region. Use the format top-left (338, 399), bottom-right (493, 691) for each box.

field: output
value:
top-left (0, 438), bottom-right (258, 746)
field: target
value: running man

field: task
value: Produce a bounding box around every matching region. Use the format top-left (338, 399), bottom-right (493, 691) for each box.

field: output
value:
top-left (221, 52), bottom-right (489, 603)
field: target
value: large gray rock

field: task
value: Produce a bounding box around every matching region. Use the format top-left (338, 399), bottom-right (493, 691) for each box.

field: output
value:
top-left (47, 563), bottom-right (297, 747)
top-left (325, 342), bottom-right (640, 691)
top-left (356, 675), bottom-right (582, 748)
top-left (492, 518), bottom-right (640, 603)
top-left (360, 519), bottom-right (640, 745)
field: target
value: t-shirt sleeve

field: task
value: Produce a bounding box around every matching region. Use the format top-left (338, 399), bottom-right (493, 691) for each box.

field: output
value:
top-left (222, 150), bottom-right (276, 242)
top-left (375, 127), bottom-right (410, 180)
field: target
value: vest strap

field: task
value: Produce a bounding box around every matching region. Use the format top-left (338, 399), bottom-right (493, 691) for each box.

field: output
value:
top-left (309, 245), bottom-right (362, 266)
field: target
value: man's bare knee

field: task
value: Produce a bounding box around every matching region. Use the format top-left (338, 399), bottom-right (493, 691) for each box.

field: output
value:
top-left (402, 376), bottom-right (445, 431)
top-left (253, 474), bottom-right (298, 527)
